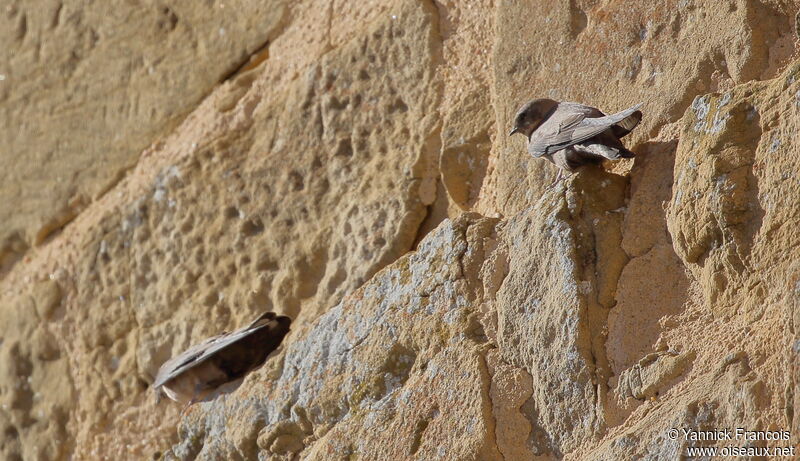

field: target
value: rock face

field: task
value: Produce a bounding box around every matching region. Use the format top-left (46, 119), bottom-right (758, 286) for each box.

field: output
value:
top-left (0, 0), bottom-right (798, 460)
top-left (0, 0), bottom-right (291, 266)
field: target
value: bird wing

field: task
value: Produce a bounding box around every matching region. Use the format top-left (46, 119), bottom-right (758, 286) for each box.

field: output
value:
top-left (153, 312), bottom-right (283, 389)
top-left (610, 107), bottom-right (643, 138)
top-left (528, 103), bottom-right (642, 157)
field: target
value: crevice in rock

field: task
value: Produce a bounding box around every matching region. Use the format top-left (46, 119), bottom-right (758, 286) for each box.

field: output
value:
top-left (519, 390), bottom-right (561, 458)
top-left (325, 0), bottom-right (335, 54)
top-left (428, 0), bottom-right (452, 44)
top-left (218, 40), bottom-right (272, 85)
top-left (406, 0), bottom-right (447, 250)
top-left (409, 409), bottom-right (435, 456)
top-left (221, 2), bottom-right (293, 85)
top-left (564, 170), bottom-right (630, 435)
top-left (476, 351), bottom-right (505, 461)
top-left (412, 176), bottom-right (450, 250)
top-left (440, 130), bottom-right (492, 212)
top-left (33, 194), bottom-right (89, 246)
top-left (93, 163), bottom-right (137, 203)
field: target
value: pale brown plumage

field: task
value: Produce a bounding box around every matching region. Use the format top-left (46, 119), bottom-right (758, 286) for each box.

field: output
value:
top-left (153, 311), bottom-right (291, 405)
top-left (509, 99), bottom-right (642, 183)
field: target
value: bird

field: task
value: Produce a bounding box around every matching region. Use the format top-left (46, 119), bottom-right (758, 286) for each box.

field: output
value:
top-left (153, 311), bottom-right (291, 409)
top-left (509, 99), bottom-right (643, 185)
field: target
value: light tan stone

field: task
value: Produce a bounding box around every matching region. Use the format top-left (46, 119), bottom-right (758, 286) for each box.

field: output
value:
top-left (0, 0), bottom-right (798, 459)
top-left (0, 0), bottom-right (294, 264)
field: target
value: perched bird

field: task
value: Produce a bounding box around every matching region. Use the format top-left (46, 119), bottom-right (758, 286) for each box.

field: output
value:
top-left (153, 311), bottom-right (291, 408)
top-left (509, 99), bottom-right (643, 185)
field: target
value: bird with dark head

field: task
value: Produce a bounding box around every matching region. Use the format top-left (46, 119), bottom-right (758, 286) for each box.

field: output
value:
top-left (510, 98), bottom-right (643, 185)
top-left (509, 98), bottom-right (559, 138)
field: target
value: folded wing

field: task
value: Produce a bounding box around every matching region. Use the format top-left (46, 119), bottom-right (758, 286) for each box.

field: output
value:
top-left (154, 312), bottom-right (289, 389)
top-left (529, 103), bottom-right (642, 157)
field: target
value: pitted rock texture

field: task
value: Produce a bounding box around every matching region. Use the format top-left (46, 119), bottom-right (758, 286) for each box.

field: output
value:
top-left (488, 0), bottom-right (798, 217)
top-left (0, 0), bottom-right (292, 265)
top-left (166, 213), bottom-right (505, 460)
top-left (0, 0), bottom-right (799, 460)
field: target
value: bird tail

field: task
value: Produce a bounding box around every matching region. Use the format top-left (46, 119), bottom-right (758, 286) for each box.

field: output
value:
top-left (602, 146), bottom-right (635, 159)
top-left (611, 109), bottom-right (643, 138)
top-left (589, 132), bottom-right (636, 159)
top-left (617, 147), bottom-right (636, 158)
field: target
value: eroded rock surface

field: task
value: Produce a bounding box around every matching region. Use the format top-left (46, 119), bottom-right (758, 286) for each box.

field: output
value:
top-left (0, 0), bottom-right (798, 459)
top-left (0, 0), bottom-right (292, 261)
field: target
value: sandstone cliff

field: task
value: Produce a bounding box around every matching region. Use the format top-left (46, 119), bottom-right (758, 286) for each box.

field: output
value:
top-left (0, 0), bottom-right (798, 460)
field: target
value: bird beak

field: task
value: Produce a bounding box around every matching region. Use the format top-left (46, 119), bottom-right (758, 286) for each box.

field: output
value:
top-left (509, 127), bottom-right (519, 136)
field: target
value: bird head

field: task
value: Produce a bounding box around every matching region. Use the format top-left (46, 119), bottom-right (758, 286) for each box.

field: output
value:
top-left (509, 98), bottom-right (558, 139)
